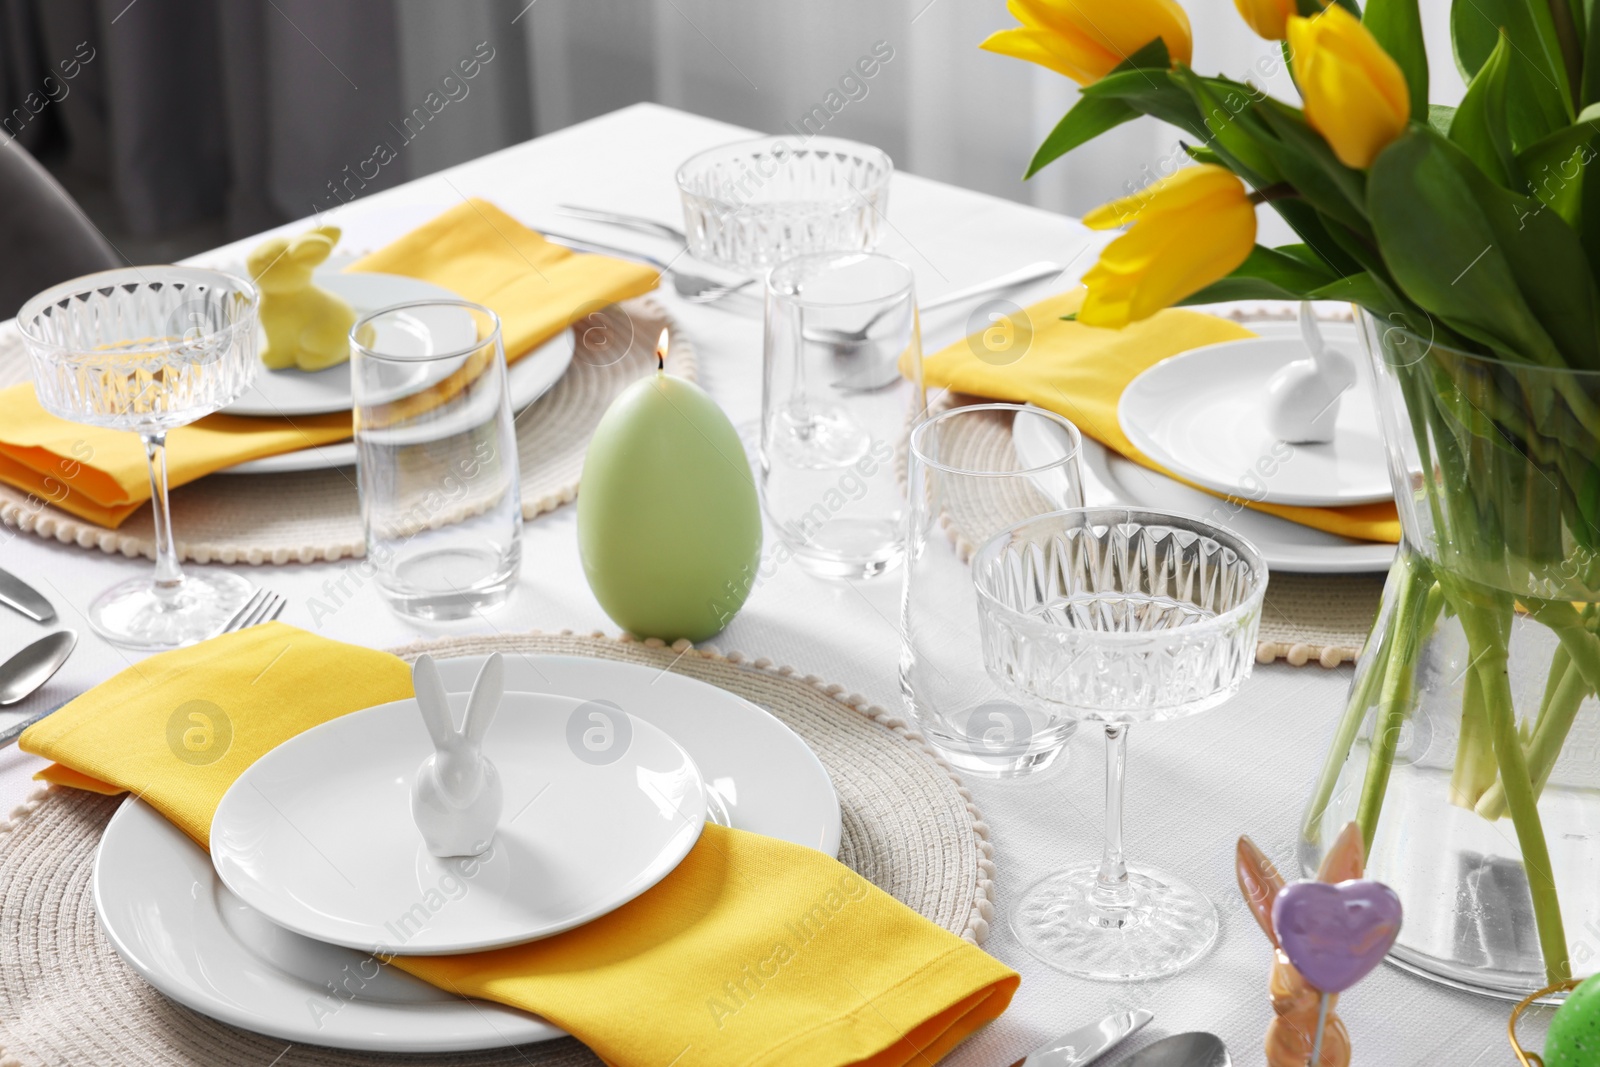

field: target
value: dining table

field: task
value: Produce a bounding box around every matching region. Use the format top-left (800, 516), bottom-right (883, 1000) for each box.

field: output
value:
top-left (0, 102), bottom-right (1544, 1065)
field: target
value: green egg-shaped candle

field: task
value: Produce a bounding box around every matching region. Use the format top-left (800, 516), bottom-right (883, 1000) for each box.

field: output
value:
top-left (578, 331), bottom-right (762, 642)
top-left (1545, 973), bottom-right (1600, 1066)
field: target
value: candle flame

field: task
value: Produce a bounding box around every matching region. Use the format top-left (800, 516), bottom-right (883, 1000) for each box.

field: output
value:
top-left (655, 328), bottom-right (669, 371)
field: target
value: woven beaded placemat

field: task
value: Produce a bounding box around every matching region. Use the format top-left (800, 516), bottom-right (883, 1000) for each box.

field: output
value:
top-left (0, 297), bottom-right (692, 566)
top-left (0, 631), bottom-right (995, 1067)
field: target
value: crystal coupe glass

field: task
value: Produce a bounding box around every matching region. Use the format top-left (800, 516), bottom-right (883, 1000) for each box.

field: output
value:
top-left (18, 267), bottom-right (260, 649)
top-left (972, 507), bottom-right (1267, 980)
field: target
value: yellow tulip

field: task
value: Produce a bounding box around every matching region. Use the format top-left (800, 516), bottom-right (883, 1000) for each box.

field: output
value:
top-left (1233, 0), bottom-right (1297, 40)
top-left (980, 0), bottom-right (1192, 86)
top-left (1078, 165), bottom-right (1257, 329)
top-left (1288, 6), bottom-right (1410, 169)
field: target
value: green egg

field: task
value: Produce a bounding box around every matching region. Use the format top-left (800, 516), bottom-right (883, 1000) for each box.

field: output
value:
top-left (1546, 973), bottom-right (1600, 1067)
top-left (577, 371), bottom-right (762, 642)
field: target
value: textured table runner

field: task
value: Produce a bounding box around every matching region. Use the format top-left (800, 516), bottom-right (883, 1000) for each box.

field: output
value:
top-left (0, 298), bottom-right (693, 565)
top-left (0, 631), bottom-right (996, 1067)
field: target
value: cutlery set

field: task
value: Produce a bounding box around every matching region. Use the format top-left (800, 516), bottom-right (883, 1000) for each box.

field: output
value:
top-left (0, 572), bottom-right (285, 747)
top-left (0, 566), bottom-right (74, 729)
top-left (1012, 1010), bottom-right (1228, 1067)
top-left (548, 204), bottom-right (1062, 327)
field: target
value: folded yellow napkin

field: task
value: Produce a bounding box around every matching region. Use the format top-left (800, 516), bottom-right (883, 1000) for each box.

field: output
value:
top-left (348, 198), bottom-right (660, 360)
top-left (923, 288), bottom-right (1400, 543)
top-left (0, 393), bottom-right (351, 527)
top-left (22, 624), bottom-right (1018, 1067)
top-left (0, 200), bottom-right (658, 528)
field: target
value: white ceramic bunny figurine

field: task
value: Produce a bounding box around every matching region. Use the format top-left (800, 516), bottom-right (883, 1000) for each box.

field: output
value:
top-left (1265, 302), bottom-right (1357, 444)
top-left (410, 652), bottom-right (505, 858)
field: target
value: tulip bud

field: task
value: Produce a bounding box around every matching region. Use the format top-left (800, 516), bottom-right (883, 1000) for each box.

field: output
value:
top-left (1233, 0), bottom-right (1298, 41)
top-left (980, 0), bottom-right (1192, 86)
top-left (1078, 165), bottom-right (1257, 329)
top-left (1288, 6), bottom-right (1410, 169)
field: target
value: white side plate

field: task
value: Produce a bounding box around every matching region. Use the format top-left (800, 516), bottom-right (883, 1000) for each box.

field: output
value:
top-left (94, 653), bottom-right (840, 1052)
top-left (1118, 321), bottom-right (1391, 506)
top-left (1015, 401), bottom-right (1395, 574)
top-left (210, 692), bottom-right (707, 955)
top-left (226, 271), bottom-right (471, 417)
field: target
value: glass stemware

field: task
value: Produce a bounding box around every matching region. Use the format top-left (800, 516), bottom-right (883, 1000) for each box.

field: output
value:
top-left (18, 267), bottom-right (260, 649)
top-left (972, 507), bottom-right (1267, 980)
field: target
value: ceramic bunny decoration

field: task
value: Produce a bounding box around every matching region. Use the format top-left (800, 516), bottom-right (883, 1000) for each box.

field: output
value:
top-left (246, 225), bottom-right (360, 372)
top-left (410, 652), bottom-right (505, 858)
top-left (1236, 821), bottom-right (1366, 1067)
top-left (1264, 302), bottom-right (1357, 444)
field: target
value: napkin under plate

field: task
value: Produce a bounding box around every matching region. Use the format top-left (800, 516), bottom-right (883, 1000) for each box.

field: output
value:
top-left (921, 288), bottom-right (1401, 543)
top-left (20, 623), bottom-right (1018, 1067)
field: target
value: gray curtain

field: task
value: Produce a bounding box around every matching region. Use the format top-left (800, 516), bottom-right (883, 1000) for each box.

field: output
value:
top-left (0, 0), bottom-right (533, 241)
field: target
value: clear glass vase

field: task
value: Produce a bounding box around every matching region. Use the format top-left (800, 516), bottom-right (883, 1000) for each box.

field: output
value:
top-left (1300, 312), bottom-right (1600, 1000)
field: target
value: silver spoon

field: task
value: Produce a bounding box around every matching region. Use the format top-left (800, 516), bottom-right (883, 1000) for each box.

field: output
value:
top-left (823, 260), bottom-right (1063, 391)
top-left (0, 630), bottom-right (77, 707)
top-left (1112, 1032), bottom-right (1229, 1067)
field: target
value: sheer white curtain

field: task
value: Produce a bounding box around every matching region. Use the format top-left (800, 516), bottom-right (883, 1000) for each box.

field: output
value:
top-left (517, 0), bottom-right (1466, 233)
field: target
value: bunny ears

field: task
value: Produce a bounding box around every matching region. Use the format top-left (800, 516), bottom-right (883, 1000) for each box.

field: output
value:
top-left (412, 652), bottom-right (505, 749)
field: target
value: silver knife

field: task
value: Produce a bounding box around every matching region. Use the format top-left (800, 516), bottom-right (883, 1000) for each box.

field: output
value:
top-left (0, 567), bottom-right (55, 623)
top-left (1011, 1009), bottom-right (1154, 1067)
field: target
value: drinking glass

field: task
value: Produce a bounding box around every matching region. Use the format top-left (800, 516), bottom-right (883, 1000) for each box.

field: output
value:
top-left (761, 252), bottom-right (922, 579)
top-left (972, 508), bottom-right (1267, 980)
top-left (18, 267), bottom-right (260, 649)
top-left (676, 136), bottom-right (891, 269)
top-left (351, 300), bottom-right (522, 620)
top-left (900, 404), bottom-right (1085, 777)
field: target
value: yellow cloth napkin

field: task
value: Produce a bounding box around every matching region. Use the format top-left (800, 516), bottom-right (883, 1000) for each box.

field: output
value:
top-left (0, 200), bottom-right (658, 528)
top-left (0, 391), bottom-right (350, 527)
top-left (923, 289), bottom-right (1401, 543)
top-left (348, 198), bottom-right (660, 360)
top-left (21, 624), bottom-right (1019, 1067)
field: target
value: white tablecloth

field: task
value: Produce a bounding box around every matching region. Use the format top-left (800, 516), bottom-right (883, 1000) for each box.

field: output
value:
top-left (0, 104), bottom-right (1542, 1066)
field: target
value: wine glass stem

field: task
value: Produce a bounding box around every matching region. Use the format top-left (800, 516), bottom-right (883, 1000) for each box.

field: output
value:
top-left (141, 431), bottom-right (184, 595)
top-left (1093, 723), bottom-right (1135, 909)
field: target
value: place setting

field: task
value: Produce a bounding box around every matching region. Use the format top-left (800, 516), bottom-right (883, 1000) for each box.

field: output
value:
top-left (8, 0), bottom-right (1600, 1064)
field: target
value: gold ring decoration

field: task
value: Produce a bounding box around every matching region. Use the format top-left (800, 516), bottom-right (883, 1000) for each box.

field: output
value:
top-left (1509, 979), bottom-right (1580, 1067)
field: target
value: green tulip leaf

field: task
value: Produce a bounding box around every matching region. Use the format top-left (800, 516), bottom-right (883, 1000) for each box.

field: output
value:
top-left (1516, 120), bottom-right (1600, 224)
top-left (1022, 40), bottom-right (1174, 180)
top-left (1450, 33), bottom-right (1518, 188)
top-left (1370, 126), bottom-right (1600, 369)
top-left (1428, 104), bottom-right (1458, 135)
top-left (1175, 69), bottom-right (1280, 185)
top-left (1254, 100), bottom-right (1370, 233)
top-left (1080, 69), bottom-right (1206, 142)
top-left (1025, 96), bottom-right (1139, 179)
top-left (1364, 0), bottom-right (1429, 121)
top-left (1451, 0), bottom-right (1573, 140)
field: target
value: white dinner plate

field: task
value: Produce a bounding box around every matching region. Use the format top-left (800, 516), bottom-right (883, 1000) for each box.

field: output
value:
top-left (1015, 403), bottom-right (1395, 574)
top-left (220, 329), bottom-right (572, 474)
top-left (94, 653), bottom-right (840, 1052)
top-left (210, 692), bottom-right (708, 955)
top-left (1118, 321), bottom-right (1391, 506)
top-left (226, 271), bottom-right (473, 417)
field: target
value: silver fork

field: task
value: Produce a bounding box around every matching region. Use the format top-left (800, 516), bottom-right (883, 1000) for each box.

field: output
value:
top-left (0, 588), bottom-right (285, 749)
top-left (556, 204), bottom-right (688, 244)
top-left (222, 588), bottom-right (286, 632)
top-left (539, 229), bottom-right (758, 304)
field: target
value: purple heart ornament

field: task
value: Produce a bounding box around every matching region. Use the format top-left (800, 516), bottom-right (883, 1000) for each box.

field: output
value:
top-left (1272, 878), bottom-right (1402, 993)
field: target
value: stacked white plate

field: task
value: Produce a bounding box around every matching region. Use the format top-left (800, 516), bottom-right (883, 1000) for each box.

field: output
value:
top-left (94, 655), bottom-right (841, 1052)
top-left (213, 268), bottom-right (576, 475)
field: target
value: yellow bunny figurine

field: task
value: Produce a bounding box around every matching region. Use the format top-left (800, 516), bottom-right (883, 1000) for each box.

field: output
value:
top-left (246, 226), bottom-right (358, 372)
